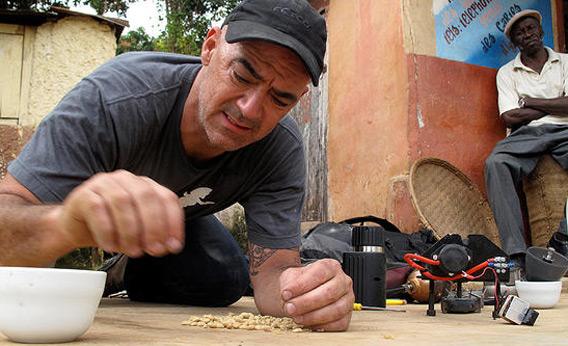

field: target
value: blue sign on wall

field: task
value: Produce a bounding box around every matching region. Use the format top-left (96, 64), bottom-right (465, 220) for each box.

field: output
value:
top-left (434, 0), bottom-right (554, 69)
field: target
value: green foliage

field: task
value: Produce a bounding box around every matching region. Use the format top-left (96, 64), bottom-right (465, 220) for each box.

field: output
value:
top-left (117, 27), bottom-right (156, 54)
top-left (116, 0), bottom-right (240, 56)
top-left (155, 0), bottom-right (239, 55)
top-left (72, 0), bottom-right (136, 16)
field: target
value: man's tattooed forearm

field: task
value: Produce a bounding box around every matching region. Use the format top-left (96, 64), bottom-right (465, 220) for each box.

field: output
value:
top-left (247, 243), bottom-right (301, 276)
top-left (248, 242), bottom-right (277, 276)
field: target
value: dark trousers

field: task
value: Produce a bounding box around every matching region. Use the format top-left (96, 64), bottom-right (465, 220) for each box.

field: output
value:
top-left (124, 215), bottom-right (250, 306)
top-left (484, 124), bottom-right (568, 255)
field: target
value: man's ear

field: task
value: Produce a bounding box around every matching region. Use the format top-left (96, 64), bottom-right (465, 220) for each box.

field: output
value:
top-left (201, 27), bottom-right (221, 66)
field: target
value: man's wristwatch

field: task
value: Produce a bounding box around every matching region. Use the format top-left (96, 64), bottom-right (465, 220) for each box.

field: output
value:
top-left (518, 97), bottom-right (526, 109)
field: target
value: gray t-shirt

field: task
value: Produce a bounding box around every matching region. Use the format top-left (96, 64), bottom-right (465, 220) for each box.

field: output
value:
top-left (8, 52), bottom-right (306, 248)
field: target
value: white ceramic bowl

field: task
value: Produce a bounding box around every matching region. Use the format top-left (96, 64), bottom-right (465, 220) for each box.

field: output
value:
top-left (0, 267), bottom-right (106, 343)
top-left (515, 280), bottom-right (562, 309)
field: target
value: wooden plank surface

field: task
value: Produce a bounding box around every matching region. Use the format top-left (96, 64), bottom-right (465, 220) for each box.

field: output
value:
top-left (2, 295), bottom-right (567, 345)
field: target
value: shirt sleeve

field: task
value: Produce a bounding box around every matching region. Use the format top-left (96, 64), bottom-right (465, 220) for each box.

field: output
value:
top-left (496, 66), bottom-right (520, 116)
top-left (7, 78), bottom-right (118, 202)
top-left (240, 137), bottom-right (306, 249)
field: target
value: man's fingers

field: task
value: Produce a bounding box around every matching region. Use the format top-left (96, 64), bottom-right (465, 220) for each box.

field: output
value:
top-left (309, 311), bottom-right (352, 332)
top-left (64, 185), bottom-right (116, 251)
top-left (77, 190), bottom-right (117, 251)
top-left (281, 259), bottom-right (341, 300)
top-left (289, 290), bottom-right (353, 328)
top-left (126, 178), bottom-right (169, 256)
top-left (104, 171), bottom-right (183, 257)
top-left (284, 272), bottom-right (351, 316)
top-left (91, 174), bottom-right (143, 257)
top-left (61, 170), bottom-right (184, 258)
top-left (278, 258), bottom-right (354, 331)
top-left (140, 176), bottom-right (184, 255)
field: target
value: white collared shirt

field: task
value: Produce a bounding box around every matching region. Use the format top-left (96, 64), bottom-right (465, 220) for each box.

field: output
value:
top-left (496, 47), bottom-right (568, 126)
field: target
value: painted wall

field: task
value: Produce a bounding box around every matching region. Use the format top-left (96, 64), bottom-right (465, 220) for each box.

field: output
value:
top-left (406, 55), bottom-right (504, 188)
top-left (325, 0), bottom-right (563, 231)
top-left (433, 0), bottom-right (556, 68)
top-left (22, 16), bottom-right (117, 126)
top-left (326, 0), bottom-right (410, 221)
top-left (403, 0), bottom-right (563, 60)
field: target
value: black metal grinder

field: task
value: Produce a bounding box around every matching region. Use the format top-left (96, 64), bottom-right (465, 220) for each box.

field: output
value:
top-left (342, 226), bottom-right (387, 307)
top-left (404, 234), bottom-right (510, 317)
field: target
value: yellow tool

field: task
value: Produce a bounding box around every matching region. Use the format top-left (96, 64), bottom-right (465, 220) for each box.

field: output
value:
top-left (386, 299), bottom-right (407, 305)
top-left (353, 303), bottom-right (406, 312)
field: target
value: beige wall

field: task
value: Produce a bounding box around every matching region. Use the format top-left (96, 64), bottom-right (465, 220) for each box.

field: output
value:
top-left (402, 0), bottom-right (436, 56)
top-left (326, 0), bottom-right (410, 220)
top-left (21, 16), bottom-right (117, 126)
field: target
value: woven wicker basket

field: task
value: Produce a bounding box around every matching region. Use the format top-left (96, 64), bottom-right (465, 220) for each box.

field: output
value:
top-left (409, 158), bottom-right (501, 247)
top-left (523, 155), bottom-right (568, 247)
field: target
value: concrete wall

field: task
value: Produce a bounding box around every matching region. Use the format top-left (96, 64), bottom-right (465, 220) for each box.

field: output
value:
top-left (325, 0), bottom-right (563, 231)
top-left (22, 16), bottom-right (117, 126)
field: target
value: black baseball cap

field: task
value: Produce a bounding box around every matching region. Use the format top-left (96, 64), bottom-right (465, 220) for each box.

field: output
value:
top-left (222, 0), bottom-right (327, 86)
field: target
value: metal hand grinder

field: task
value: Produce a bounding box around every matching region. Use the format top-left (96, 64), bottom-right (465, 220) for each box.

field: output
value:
top-left (342, 226), bottom-right (387, 307)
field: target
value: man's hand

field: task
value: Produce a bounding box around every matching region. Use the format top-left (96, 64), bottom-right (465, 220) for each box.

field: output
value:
top-left (501, 96), bottom-right (568, 128)
top-left (54, 170), bottom-right (184, 258)
top-left (522, 96), bottom-right (568, 116)
top-left (501, 107), bottom-right (546, 128)
top-left (279, 259), bottom-right (354, 331)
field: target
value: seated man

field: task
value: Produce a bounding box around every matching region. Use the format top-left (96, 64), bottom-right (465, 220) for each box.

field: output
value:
top-left (0, 0), bottom-right (354, 331)
top-left (485, 9), bottom-right (568, 267)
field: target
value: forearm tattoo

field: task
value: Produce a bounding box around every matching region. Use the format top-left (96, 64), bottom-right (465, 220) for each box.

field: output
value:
top-left (247, 242), bottom-right (300, 276)
top-left (248, 242), bottom-right (277, 276)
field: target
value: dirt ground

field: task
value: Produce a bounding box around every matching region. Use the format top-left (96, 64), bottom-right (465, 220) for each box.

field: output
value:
top-left (2, 293), bottom-right (566, 346)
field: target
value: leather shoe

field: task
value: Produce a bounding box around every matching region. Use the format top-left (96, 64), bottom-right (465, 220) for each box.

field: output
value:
top-left (548, 232), bottom-right (568, 257)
